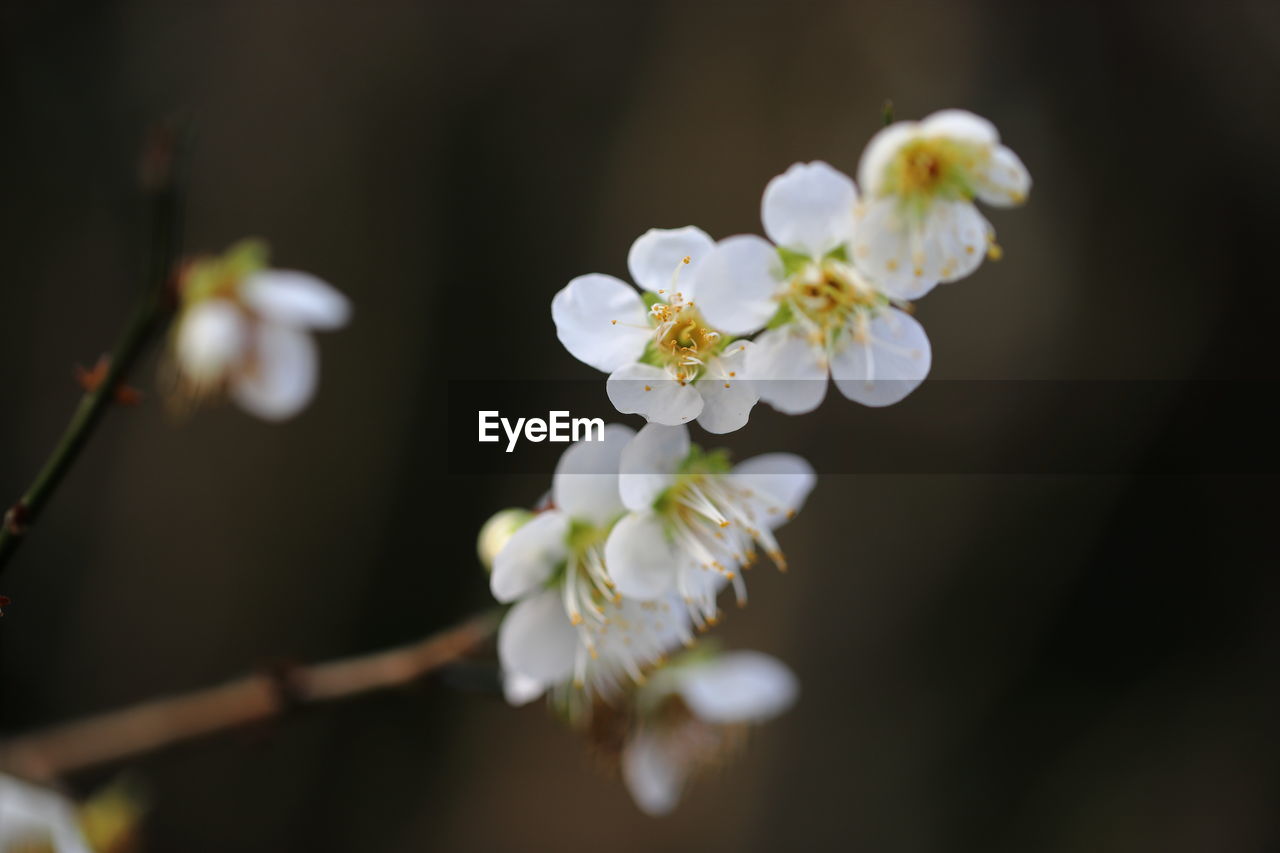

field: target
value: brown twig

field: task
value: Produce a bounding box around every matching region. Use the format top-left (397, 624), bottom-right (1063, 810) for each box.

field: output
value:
top-left (0, 610), bottom-right (501, 784)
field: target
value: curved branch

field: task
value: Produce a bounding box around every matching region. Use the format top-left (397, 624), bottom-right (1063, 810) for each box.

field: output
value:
top-left (0, 609), bottom-right (501, 784)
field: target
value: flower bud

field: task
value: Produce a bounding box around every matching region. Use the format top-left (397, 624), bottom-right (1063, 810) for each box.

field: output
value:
top-left (477, 508), bottom-right (533, 572)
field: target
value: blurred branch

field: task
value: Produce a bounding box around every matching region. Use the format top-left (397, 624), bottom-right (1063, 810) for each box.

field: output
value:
top-left (0, 609), bottom-right (502, 784)
top-left (0, 122), bottom-right (188, 577)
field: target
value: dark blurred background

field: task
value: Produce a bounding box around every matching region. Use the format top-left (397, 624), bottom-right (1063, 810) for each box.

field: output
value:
top-left (2, 1), bottom-right (1279, 850)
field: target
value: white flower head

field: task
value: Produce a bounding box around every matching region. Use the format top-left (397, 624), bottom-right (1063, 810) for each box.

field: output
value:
top-left (604, 423), bottom-right (815, 627)
top-left (0, 773), bottom-right (93, 853)
top-left (696, 163), bottom-right (933, 414)
top-left (551, 227), bottom-right (760, 434)
top-left (168, 239), bottom-right (350, 421)
top-left (490, 424), bottom-right (697, 706)
top-left (854, 108), bottom-right (1031, 298)
top-left (619, 649), bottom-right (798, 816)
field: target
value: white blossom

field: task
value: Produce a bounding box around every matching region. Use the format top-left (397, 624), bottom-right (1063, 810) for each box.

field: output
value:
top-left (551, 227), bottom-right (759, 433)
top-left (604, 423), bottom-right (814, 624)
top-left (169, 240), bottom-right (350, 421)
top-left (620, 650), bottom-right (798, 816)
top-left (697, 162), bottom-right (932, 412)
top-left (489, 425), bottom-right (697, 702)
top-left (854, 108), bottom-right (1031, 298)
top-left (0, 773), bottom-right (92, 853)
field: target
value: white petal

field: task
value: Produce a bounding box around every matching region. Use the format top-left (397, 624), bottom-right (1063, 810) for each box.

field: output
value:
top-left (975, 144), bottom-right (1031, 207)
top-left (551, 274), bottom-right (651, 373)
top-left (830, 308), bottom-right (932, 407)
top-left (607, 363), bottom-right (704, 427)
top-left (920, 108), bottom-right (1000, 145)
top-left (0, 774), bottom-right (94, 853)
top-left (857, 121), bottom-right (921, 196)
top-left (229, 323), bottom-right (319, 421)
top-left (746, 327), bottom-right (829, 415)
top-left (176, 299), bottom-right (248, 381)
top-left (622, 731), bottom-right (687, 817)
top-left (490, 510), bottom-right (570, 603)
top-left (552, 423), bottom-right (634, 527)
top-left (497, 587), bottom-right (577, 684)
top-left (627, 226), bottom-right (715, 298)
top-left (676, 651), bottom-right (799, 724)
top-left (694, 341), bottom-right (758, 434)
top-left (855, 197), bottom-right (991, 294)
top-left (730, 452), bottom-right (816, 527)
top-left (604, 511), bottom-right (681, 600)
top-left (242, 270), bottom-right (351, 330)
top-left (761, 161), bottom-right (858, 257)
top-left (851, 198), bottom-right (940, 300)
top-left (694, 235), bottom-right (784, 336)
top-left (502, 671), bottom-right (546, 706)
top-left (618, 422), bottom-right (690, 511)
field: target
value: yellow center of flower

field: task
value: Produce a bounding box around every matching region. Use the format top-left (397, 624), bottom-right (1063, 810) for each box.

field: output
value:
top-left (885, 137), bottom-right (984, 207)
top-left (785, 259), bottom-right (884, 334)
top-left (649, 298), bottom-right (721, 384)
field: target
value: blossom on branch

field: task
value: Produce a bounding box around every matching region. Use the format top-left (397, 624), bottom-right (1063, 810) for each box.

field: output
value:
top-left (696, 161), bottom-right (932, 412)
top-left (552, 227), bottom-right (759, 433)
top-left (604, 423), bottom-right (815, 621)
top-left (855, 108), bottom-right (1031, 298)
top-left (167, 240), bottom-right (350, 421)
top-left (489, 425), bottom-right (697, 703)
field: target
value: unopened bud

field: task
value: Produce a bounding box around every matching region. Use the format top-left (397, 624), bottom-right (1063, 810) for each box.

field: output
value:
top-left (477, 508), bottom-right (533, 572)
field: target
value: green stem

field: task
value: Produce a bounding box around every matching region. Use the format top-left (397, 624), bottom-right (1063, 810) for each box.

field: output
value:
top-left (0, 124), bottom-right (188, 577)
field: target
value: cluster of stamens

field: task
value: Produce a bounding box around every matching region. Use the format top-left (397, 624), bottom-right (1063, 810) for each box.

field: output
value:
top-left (649, 294), bottom-right (721, 385)
top-left (659, 472), bottom-right (792, 628)
top-left (785, 258), bottom-right (884, 347)
top-left (563, 540), bottom-right (694, 695)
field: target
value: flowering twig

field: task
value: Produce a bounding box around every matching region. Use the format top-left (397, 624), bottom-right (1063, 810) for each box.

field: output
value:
top-left (0, 122), bottom-right (188, 578)
top-left (0, 609), bottom-right (501, 784)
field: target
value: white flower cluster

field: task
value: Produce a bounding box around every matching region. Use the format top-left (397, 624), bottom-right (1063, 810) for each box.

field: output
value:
top-left (496, 108), bottom-right (1030, 813)
top-left (553, 109), bottom-right (1030, 427)
top-left (485, 422), bottom-right (812, 813)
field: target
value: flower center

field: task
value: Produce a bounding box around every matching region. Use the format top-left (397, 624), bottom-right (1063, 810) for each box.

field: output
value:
top-left (645, 296), bottom-right (724, 384)
top-left (885, 137), bottom-right (982, 208)
top-left (786, 259), bottom-right (884, 333)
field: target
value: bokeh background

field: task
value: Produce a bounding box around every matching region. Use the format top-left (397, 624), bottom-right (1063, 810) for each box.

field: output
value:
top-left (2, 1), bottom-right (1279, 850)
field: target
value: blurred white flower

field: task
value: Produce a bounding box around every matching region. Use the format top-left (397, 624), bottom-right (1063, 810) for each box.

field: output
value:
top-left (604, 423), bottom-right (814, 623)
top-left (169, 240), bottom-right (350, 421)
top-left (490, 424), bottom-right (696, 702)
top-left (0, 773), bottom-right (92, 853)
top-left (697, 162), bottom-right (932, 412)
top-left (854, 109), bottom-right (1031, 298)
top-left (621, 650), bottom-right (798, 816)
top-left (552, 227), bottom-right (760, 434)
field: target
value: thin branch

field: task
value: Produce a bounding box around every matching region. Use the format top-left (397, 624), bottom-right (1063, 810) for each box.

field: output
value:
top-left (0, 122), bottom-right (188, 576)
top-left (0, 609), bottom-right (502, 784)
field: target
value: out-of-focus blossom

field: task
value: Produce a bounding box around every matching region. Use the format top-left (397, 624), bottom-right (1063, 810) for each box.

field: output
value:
top-left (0, 773), bottom-right (92, 853)
top-left (552, 227), bottom-right (759, 433)
top-left (604, 423), bottom-right (814, 622)
top-left (697, 162), bottom-right (932, 412)
top-left (490, 424), bottom-right (696, 703)
top-left (168, 240), bottom-right (350, 421)
top-left (854, 109), bottom-right (1031, 298)
top-left (620, 649), bottom-right (798, 816)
